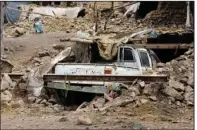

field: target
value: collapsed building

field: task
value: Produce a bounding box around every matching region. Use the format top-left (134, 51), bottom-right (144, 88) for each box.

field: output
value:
top-left (1, 1), bottom-right (194, 110)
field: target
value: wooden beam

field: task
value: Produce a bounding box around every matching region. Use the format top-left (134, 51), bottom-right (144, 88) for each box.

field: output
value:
top-left (0, 2), bottom-right (4, 57)
top-left (60, 38), bottom-right (94, 44)
top-left (132, 44), bottom-right (192, 49)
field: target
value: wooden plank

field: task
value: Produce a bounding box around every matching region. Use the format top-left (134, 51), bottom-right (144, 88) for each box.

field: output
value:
top-left (132, 44), bottom-right (192, 49)
top-left (1, 73), bottom-right (24, 79)
top-left (43, 74), bottom-right (168, 83)
top-left (60, 37), bottom-right (191, 49)
top-left (60, 38), bottom-right (94, 44)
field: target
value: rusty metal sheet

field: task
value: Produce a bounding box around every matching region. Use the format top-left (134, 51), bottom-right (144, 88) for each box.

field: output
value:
top-left (43, 74), bottom-right (168, 83)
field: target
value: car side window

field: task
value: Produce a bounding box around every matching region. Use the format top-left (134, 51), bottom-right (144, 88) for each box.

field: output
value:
top-left (139, 51), bottom-right (150, 67)
top-left (124, 48), bottom-right (134, 61)
top-left (119, 47), bottom-right (135, 62)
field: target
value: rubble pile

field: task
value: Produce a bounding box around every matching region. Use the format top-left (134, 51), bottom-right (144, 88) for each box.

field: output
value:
top-left (155, 46), bottom-right (194, 106)
top-left (1, 74), bottom-right (26, 110)
top-left (4, 6), bottom-right (95, 38)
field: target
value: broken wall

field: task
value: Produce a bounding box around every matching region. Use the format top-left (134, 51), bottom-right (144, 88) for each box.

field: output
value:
top-left (143, 2), bottom-right (188, 27)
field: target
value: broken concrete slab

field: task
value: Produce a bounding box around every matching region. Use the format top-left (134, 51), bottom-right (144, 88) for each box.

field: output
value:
top-left (140, 99), bottom-right (149, 104)
top-left (163, 85), bottom-right (184, 101)
top-left (149, 96), bottom-right (157, 101)
top-left (139, 81), bottom-right (145, 88)
top-left (169, 80), bottom-right (185, 92)
top-left (42, 47), bottom-right (72, 75)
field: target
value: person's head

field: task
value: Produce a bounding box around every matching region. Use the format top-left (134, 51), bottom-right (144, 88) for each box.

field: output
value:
top-left (34, 15), bottom-right (41, 22)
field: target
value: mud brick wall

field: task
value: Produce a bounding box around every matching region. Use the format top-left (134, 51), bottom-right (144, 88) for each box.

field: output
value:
top-left (144, 2), bottom-right (187, 27)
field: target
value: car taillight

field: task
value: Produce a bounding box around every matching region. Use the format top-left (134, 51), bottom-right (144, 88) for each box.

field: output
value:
top-left (104, 68), bottom-right (112, 74)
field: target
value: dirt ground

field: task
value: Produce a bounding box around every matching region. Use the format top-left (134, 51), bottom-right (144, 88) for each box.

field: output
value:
top-left (1, 102), bottom-right (193, 129)
top-left (3, 32), bottom-right (74, 72)
top-left (1, 31), bottom-right (194, 130)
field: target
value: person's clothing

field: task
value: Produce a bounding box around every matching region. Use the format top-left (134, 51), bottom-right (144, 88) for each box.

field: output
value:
top-left (33, 21), bottom-right (43, 33)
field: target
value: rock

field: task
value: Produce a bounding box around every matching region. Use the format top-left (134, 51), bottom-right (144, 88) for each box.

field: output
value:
top-left (33, 58), bottom-right (42, 63)
top-left (77, 115), bottom-right (92, 125)
top-left (176, 55), bottom-right (187, 61)
top-left (184, 90), bottom-right (194, 106)
top-left (1, 102), bottom-right (11, 108)
top-left (140, 99), bottom-right (149, 104)
top-left (93, 97), bottom-right (105, 109)
top-left (187, 77), bottom-right (194, 87)
top-left (149, 96), bottom-right (157, 101)
top-left (14, 27), bottom-right (26, 36)
top-left (1, 90), bottom-right (12, 103)
top-left (53, 104), bottom-right (64, 113)
top-left (59, 117), bottom-right (68, 122)
top-left (11, 100), bottom-right (25, 108)
top-left (130, 91), bottom-right (136, 98)
top-left (27, 73), bottom-right (43, 97)
top-left (179, 78), bottom-right (188, 84)
top-left (1, 74), bottom-right (13, 91)
top-left (142, 85), bottom-right (152, 96)
top-left (169, 80), bottom-right (185, 92)
top-left (184, 49), bottom-right (193, 55)
top-left (35, 98), bottom-right (43, 104)
top-left (48, 95), bottom-right (57, 105)
top-left (4, 47), bottom-right (9, 51)
top-left (169, 97), bottom-right (175, 103)
top-left (0, 59), bottom-right (14, 73)
top-left (185, 86), bottom-right (193, 92)
top-left (3, 90), bottom-right (12, 97)
top-left (139, 81), bottom-right (145, 88)
top-left (188, 54), bottom-right (194, 59)
top-left (176, 101), bottom-right (181, 106)
top-left (18, 82), bottom-right (27, 90)
top-left (38, 51), bottom-right (50, 57)
top-left (128, 86), bottom-right (140, 95)
top-left (40, 99), bottom-right (47, 105)
top-left (135, 99), bottom-right (142, 107)
top-left (27, 96), bottom-right (36, 104)
top-left (52, 44), bottom-right (65, 50)
top-left (156, 62), bottom-right (165, 68)
top-left (163, 85), bottom-right (183, 101)
top-left (35, 63), bottom-right (40, 66)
